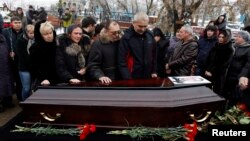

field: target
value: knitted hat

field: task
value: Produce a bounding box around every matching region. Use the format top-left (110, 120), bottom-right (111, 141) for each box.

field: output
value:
top-left (238, 31), bottom-right (250, 42)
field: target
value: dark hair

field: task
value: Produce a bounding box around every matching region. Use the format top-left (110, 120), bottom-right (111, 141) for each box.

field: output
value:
top-left (81, 17), bottom-right (96, 28)
top-left (243, 26), bottom-right (250, 33)
top-left (206, 25), bottom-right (217, 32)
top-left (16, 7), bottom-right (22, 11)
top-left (67, 24), bottom-right (82, 34)
top-left (11, 16), bottom-right (21, 22)
top-left (94, 22), bottom-right (105, 36)
top-left (16, 7), bottom-right (24, 17)
top-left (153, 27), bottom-right (165, 39)
top-left (219, 29), bottom-right (228, 37)
top-left (29, 5), bottom-right (34, 9)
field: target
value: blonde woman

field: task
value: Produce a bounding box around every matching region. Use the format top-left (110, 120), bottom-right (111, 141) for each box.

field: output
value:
top-left (29, 21), bottom-right (59, 88)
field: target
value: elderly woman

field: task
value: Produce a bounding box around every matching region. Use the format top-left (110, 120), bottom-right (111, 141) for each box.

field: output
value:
top-left (29, 21), bottom-right (59, 88)
top-left (224, 31), bottom-right (250, 106)
top-left (56, 24), bottom-right (87, 84)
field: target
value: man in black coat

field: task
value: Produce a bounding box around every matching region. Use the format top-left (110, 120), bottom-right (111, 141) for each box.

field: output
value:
top-left (81, 16), bottom-right (96, 60)
top-left (87, 20), bottom-right (121, 84)
top-left (2, 16), bottom-right (23, 105)
top-left (118, 12), bottom-right (157, 79)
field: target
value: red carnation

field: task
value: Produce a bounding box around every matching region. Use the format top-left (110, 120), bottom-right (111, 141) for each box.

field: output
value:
top-left (238, 104), bottom-right (247, 111)
top-left (79, 130), bottom-right (89, 140)
top-left (183, 122), bottom-right (197, 141)
top-left (78, 123), bottom-right (96, 140)
top-left (89, 124), bottom-right (96, 132)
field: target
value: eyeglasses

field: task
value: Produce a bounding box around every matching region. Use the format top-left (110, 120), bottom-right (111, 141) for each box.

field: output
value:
top-left (110, 30), bottom-right (121, 36)
top-left (218, 36), bottom-right (225, 38)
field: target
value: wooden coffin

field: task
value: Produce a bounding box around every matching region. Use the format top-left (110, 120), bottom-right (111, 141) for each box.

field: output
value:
top-left (20, 78), bottom-right (225, 128)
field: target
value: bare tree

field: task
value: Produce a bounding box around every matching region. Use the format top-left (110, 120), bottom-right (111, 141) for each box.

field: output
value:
top-left (117, 0), bottom-right (129, 14)
top-left (131, 0), bottom-right (139, 14)
top-left (234, 0), bottom-right (250, 26)
top-left (96, 0), bottom-right (112, 15)
top-left (145, 0), bottom-right (154, 15)
top-left (2, 0), bottom-right (13, 10)
top-left (160, 0), bottom-right (203, 33)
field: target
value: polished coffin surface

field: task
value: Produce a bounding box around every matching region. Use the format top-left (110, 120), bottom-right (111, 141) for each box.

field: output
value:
top-left (20, 80), bottom-right (225, 127)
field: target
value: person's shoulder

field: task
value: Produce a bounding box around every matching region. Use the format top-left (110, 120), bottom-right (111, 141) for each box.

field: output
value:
top-left (91, 39), bottom-right (102, 47)
top-left (146, 29), bottom-right (154, 36)
top-left (188, 39), bottom-right (198, 47)
top-left (122, 28), bottom-right (134, 39)
top-left (0, 34), bottom-right (6, 42)
top-left (2, 28), bottom-right (10, 35)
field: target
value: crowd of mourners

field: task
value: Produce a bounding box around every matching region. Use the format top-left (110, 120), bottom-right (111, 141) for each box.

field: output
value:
top-left (0, 5), bottom-right (250, 113)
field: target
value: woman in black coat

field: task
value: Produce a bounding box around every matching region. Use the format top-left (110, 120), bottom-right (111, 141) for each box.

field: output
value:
top-left (29, 21), bottom-right (59, 87)
top-left (224, 31), bottom-right (250, 106)
top-left (56, 24), bottom-right (87, 84)
top-left (205, 29), bottom-right (235, 96)
top-left (152, 27), bottom-right (169, 78)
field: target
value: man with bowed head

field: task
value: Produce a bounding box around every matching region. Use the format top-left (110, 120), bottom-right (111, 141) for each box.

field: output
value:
top-left (87, 20), bottom-right (122, 84)
top-left (118, 12), bottom-right (157, 79)
top-left (165, 25), bottom-right (198, 76)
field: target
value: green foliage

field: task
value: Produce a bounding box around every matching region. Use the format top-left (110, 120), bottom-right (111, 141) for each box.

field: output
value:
top-left (11, 124), bottom-right (81, 136)
top-left (107, 126), bottom-right (187, 141)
